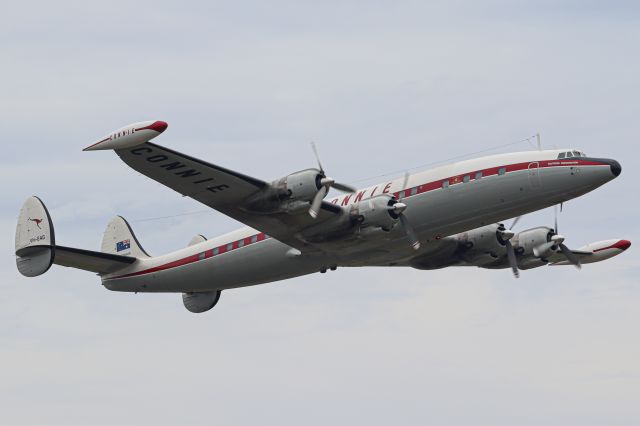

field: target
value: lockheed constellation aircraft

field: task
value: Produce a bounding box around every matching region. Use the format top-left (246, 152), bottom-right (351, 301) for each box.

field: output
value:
top-left (15, 121), bottom-right (630, 313)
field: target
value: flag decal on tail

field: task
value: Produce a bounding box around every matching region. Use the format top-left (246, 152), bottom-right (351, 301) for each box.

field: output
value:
top-left (116, 239), bottom-right (131, 252)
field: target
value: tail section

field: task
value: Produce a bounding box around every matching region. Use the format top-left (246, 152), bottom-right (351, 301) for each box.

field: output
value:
top-left (15, 196), bottom-right (55, 277)
top-left (101, 216), bottom-right (150, 258)
top-left (15, 197), bottom-right (140, 277)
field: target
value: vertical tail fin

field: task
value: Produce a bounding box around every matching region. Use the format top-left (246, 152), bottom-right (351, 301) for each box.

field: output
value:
top-left (15, 196), bottom-right (55, 277)
top-left (101, 216), bottom-right (150, 258)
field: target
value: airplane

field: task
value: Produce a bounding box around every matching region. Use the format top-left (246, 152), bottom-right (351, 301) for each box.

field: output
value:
top-left (15, 120), bottom-right (630, 313)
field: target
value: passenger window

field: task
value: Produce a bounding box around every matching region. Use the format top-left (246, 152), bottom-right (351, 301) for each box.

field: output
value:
top-left (213, 247), bottom-right (219, 256)
top-left (410, 187), bottom-right (418, 195)
top-left (463, 175), bottom-right (470, 183)
top-left (475, 171), bottom-right (483, 180)
top-left (442, 180), bottom-right (449, 188)
top-left (498, 167), bottom-right (506, 175)
top-left (251, 235), bottom-right (258, 243)
top-left (226, 243), bottom-right (233, 251)
top-left (558, 152), bottom-right (566, 159)
top-left (238, 240), bottom-right (244, 248)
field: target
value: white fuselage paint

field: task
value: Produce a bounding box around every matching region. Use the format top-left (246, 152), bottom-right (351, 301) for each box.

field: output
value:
top-left (102, 149), bottom-right (618, 293)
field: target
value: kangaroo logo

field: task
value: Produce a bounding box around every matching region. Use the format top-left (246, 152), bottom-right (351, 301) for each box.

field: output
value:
top-left (29, 218), bottom-right (43, 229)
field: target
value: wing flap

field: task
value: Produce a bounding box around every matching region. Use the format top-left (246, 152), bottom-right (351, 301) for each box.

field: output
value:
top-left (545, 249), bottom-right (593, 264)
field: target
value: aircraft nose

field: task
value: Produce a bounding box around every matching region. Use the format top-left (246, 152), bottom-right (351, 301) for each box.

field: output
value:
top-left (609, 159), bottom-right (622, 177)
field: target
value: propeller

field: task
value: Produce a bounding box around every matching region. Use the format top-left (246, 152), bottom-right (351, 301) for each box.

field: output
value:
top-left (498, 216), bottom-right (522, 278)
top-left (308, 142), bottom-right (356, 218)
top-left (505, 239), bottom-right (519, 278)
top-left (387, 201), bottom-right (421, 250)
top-left (383, 171), bottom-right (421, 250)
top-left (552, 204), bottom-right (581, 269)
top-left (497, 206), bottom-right (580, 279)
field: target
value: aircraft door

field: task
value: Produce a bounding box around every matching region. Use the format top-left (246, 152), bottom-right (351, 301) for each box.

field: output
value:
top-left (528, 162), bottom-right (541, 188)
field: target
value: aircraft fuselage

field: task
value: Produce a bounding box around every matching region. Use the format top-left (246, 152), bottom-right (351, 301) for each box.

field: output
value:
top-left (102, 148), bottom-right (621, 293)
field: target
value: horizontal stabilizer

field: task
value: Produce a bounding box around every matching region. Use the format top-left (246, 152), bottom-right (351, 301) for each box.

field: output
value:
top-left (54, 245), bottom-right (136, 273)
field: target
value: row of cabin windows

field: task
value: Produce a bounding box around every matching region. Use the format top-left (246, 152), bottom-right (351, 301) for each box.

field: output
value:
top-left (557, 150), bottom-right (586, 159)
top-left (441, 168), bottom-right (505, 188)
top-left (209, 234), bottom-right (268, 257)
top-left (399, 186), bottom-right (420, 198)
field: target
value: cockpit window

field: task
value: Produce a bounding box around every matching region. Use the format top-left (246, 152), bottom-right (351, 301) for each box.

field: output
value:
top-left (558, 150), bottom-right (587, 159)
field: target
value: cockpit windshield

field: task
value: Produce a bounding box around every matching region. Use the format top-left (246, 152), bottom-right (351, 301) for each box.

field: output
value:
top-left (557, 150), bottom-right (587, 159)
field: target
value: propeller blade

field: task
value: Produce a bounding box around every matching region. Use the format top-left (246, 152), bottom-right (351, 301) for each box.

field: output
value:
top-left (399, 214), bottom-right (420, 250)
top-left (309, 185), bottom-right (328, 218)
top-left (554, 204), bottom-right (559, 234)
top-left (505, 240), bottom-right (520, 278)
top-left (401, 171), bottom-right (410, 198)
top-left (559, 243), bottom-right (582, 270)
top-left (310, 141), bottom-right (324, 173)
top-left (402, 171), bottom-right (410, 189)
top-left (332, 182), bottom-right (357, 193)
top-left (510, 215), bottom-right (522, 229)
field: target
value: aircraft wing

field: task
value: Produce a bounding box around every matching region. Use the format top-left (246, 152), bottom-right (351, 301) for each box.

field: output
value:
top-left (115, 142), bottom-right (342, 251)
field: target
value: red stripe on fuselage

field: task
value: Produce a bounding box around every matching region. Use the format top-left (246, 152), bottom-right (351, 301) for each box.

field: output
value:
top-left (106, 159), bottom-right (610, 281)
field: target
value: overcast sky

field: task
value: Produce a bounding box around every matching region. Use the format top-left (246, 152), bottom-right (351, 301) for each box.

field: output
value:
top-left (1, 1), bottom-right (639, 425)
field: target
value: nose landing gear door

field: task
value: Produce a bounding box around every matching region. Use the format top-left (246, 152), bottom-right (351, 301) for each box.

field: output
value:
top-left (528, 162), bottom-right (541, 188)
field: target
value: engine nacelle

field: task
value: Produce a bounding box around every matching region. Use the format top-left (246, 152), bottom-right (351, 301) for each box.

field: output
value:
top-left (456, 224), bottom-right (506, 265)
top-left (514, 227), bottom-right (554, 257)
top-left (351, 195), bottom-right (398, 232)
top-left (284, 169), bottom-right (322, 201)
top-left (268, 169), bottom-right (322, 211)
top-left (459, 224), bottom-right (504, 253)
